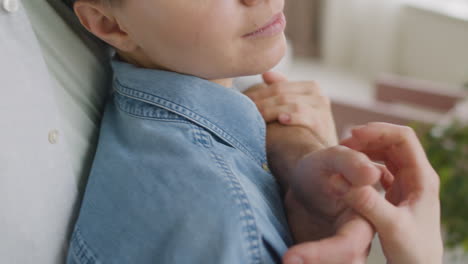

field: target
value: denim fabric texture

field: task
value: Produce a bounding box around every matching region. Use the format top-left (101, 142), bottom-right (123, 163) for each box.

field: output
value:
top-left (66, 57), bottom-right (293, 264)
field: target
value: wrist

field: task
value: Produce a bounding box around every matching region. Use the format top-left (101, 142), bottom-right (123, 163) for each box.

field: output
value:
top-left (266, 123), bottom-right (326, 194)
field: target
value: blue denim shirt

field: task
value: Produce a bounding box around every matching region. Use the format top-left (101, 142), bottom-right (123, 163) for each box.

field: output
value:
top-left (66, 57), bottom-right (293, 264)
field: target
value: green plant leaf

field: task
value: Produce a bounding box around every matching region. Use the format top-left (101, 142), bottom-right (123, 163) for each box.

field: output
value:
top-left (416, 121), bottom-right (468, 251)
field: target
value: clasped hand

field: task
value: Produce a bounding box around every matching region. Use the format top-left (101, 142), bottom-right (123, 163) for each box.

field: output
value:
top-left (244, 72), bottom-right (443, 264)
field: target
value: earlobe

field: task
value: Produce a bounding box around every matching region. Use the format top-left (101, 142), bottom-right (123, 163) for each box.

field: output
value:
top-left (73, 2), bottom-right (136, 52)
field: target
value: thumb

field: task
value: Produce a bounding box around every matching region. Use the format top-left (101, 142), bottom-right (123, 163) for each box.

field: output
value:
top-left (283, 238), bottom-right (351, 264)
top-left (342, 186), bottom-right (397, 232)
top-left (262, 71), bottom-right (288, 85)
top-left (283, 212), bottom-right (373, 264)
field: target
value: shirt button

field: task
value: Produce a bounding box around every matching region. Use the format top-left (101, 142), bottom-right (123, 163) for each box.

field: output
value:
top-left (48, 130), bottom-right (60, 144)
top-left (2, 0), bottom-right (19, 13)
top-left (262, 163), bottom-right (270, 173)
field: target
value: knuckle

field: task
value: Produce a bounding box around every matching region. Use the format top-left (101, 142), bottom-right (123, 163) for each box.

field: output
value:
top-left (305, 80), bottom-right (319, 89)
top-left (292, 102), bottom-right (303, 113)
top-left (355, 189), bottom-right (376, 213)
top-left (260, 108), bottom-right (271, 117)
top-left (330, 145), bottom-right (350, 155)
top-left (401, 125), bottom-right (417, 137)
top-left (398, 126), bottom-right (419, 143)
top-left (301, 81), bottom-right (320, 94)
top-left (385, 214), bottom-right (406, 236)
top-left (357, 151), bottom-right (369, 161)
top-left (286, 247), bottom-right (321, 263)
top-left (342, 239), bottom-right (365, 262)
top-left (426, 171), bottom-right (441, 197)
top-left (367, 121), bottom-right (386, 128)
top-left (270, 84), bottom-right (284, 96)
top-left (320, 95), bottom-right (331, 107)
top-left (278, 94), bottom-right (290, 105)
top-left (346, 247), bottom-right (361, 262)
top-left (352, 152), bottom-right (370, 166)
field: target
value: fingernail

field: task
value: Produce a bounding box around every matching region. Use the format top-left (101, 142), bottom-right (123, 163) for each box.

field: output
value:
top-left (363, 164), bottom-right (380, 175)
top-left (279, 113), bottom-right (291, 123)
top-left (352, 125), bottom-right (366, 131)
top-left (285, 255), bottom-right (303, 264)
top-left (330, 176), bottom-right (351, 196)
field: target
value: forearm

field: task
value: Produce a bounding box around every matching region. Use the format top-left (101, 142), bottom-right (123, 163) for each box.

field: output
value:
top-left (266, 122), bottom-right (327, 194)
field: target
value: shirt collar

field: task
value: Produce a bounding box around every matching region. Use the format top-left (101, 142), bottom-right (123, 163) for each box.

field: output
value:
top-left (110, 57), bottom-right (267, 166)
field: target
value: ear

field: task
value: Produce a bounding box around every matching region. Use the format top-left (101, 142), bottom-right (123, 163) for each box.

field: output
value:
top-left (73, 1), bottom-right (137, 52)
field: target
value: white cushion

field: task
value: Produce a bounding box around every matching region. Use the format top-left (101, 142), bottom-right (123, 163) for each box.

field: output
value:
top-left (24, 0), bottom-right (112, 185)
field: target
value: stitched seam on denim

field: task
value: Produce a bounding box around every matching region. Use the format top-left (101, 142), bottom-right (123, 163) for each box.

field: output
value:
top-left (260, 124), bottom-right (267, 165)
top-left (70, 227), bottom-right (101, 264)
top-left (190, 124), bottom-right (213, 148)
top-left (114, 82), bottom-right (260, 163)
top-left (115, 93), bottom-right (187, 121)
top-left (115, 100), bottom-right (194, 125)
top-left (114, 79), bottom-right (262, 165)
top-left (211, 152), bottom-right (262, 264)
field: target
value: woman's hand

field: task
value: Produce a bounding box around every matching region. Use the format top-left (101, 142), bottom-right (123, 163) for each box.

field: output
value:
top-left (339, 123), bottom-right (443, 264)
top-left (243, 71), bottom-right (338, 147)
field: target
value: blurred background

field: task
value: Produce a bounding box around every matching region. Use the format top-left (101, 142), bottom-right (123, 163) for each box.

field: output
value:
top-left (282, 0), bottom-right (468, 263)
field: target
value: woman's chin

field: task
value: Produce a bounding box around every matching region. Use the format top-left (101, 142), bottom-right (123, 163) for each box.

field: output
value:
top-left (203, 37), bottom-right (287, 79)
top-left (248, 54), bottom-right (286, 76)
top-left (253, 40), bottom-right (287, 74)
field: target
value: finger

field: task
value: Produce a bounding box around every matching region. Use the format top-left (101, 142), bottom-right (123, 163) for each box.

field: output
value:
top-left (377, 164), bottom-right (395, 191)
top-left (340, 123), bottom-right (433, 189)
top-left (243, 83), bottom-right (268, 100)
top-left (258, 99), bottom-right (327, 126)
top-left (259, 105), bottom-right (325, 128)
top-left (255, 95), bottom-right (320, 112)
top-left (284, 237), bottom-right (367, 264)
top-left (278, 112), bottom-right (316, 128)
top-left (249, 82), bottom-right (322, 101)
top-left (259, 104), bottom-right (299, 123)
top-left (341, 123), bottom-right (430, 170)
top-left (343, 186), bottom-right (398, 233)
top-left (262, 71), bottom-right (289, 85)
top-left (277, 113), bottom-right (329, 143)
top-left (284, 211), bottom-right (373, 264)
top-left (311, 146), bottom-right (383, 187)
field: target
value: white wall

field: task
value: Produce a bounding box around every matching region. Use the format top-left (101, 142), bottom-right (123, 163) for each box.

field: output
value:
top-left (396, 5), bottom-right (468, 88)
top-left (321, 1), bottom-right (468, 89)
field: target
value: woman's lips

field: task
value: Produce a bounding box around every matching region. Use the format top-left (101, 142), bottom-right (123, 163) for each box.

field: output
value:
top-left (243, 12), bottom-right (286, 39)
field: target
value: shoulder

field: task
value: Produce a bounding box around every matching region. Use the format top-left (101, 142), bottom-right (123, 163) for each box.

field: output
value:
top-left (69, 95), bottom-right (260, 264)
top-left (97, 91), bottom-right (204, 157)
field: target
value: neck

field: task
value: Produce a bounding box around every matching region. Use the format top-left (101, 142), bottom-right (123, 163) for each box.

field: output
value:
top-left (116, 51), bottom-right (234, 89)
top-left (210, 78), bottom-right (233, 88)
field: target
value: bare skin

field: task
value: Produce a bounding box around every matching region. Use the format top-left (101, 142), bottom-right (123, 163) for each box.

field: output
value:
top-left (340, 123), bottom-right (443, 264)
top-left (246, 75), bottom-right (443, 264)
top-left (245, 72), bottom-right (378, 264)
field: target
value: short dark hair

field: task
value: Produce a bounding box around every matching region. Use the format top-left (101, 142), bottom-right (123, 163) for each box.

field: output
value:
top-left (63, 0), bottom-right (75, 9)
